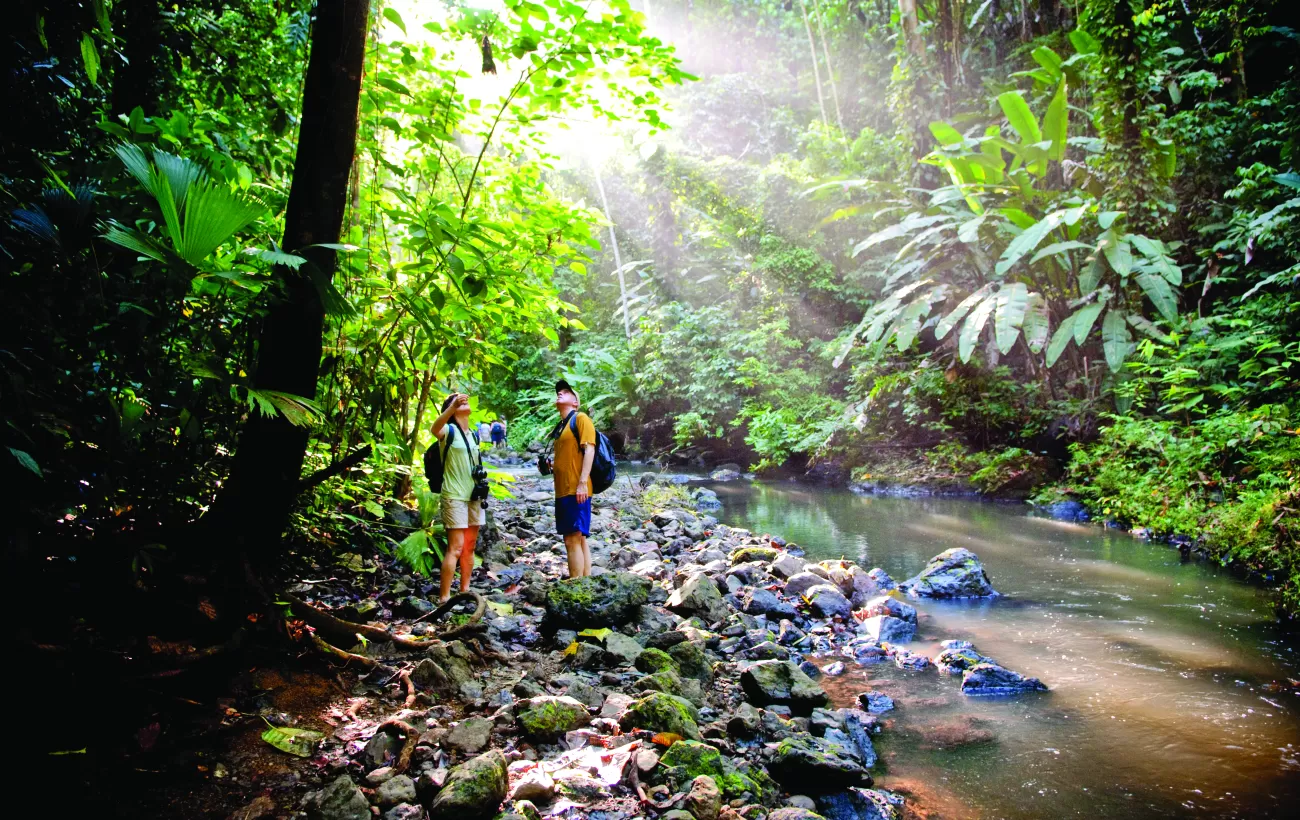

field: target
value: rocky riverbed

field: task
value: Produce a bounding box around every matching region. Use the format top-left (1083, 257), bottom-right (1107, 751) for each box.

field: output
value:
top-left (271, 471), bottom-right (1047, 820)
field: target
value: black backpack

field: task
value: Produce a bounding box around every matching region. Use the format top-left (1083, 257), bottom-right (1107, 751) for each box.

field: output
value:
top-left (548, 411), bottom-right (617, 494)
top-left (423, 423), bottom-right (480, 493)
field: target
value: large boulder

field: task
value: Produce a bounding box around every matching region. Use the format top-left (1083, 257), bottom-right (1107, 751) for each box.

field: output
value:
top-left (618, 692), bottom-right (701, 740)
top-left (805, 584), bottom-right (852, 620)
top-left (545, 572), bottom-right (651, 629)
top-left (768, 734), bottom-right (873, 791)
top-left (900, 549), bottom-right (997, 599)
top-left (859, 596), bottom-right (916, 623)
top-left (934, 640), bottom-right (995, 675)
top-left (740, 660), bottom-right (828, 715)
top-left (426, 749), bottom-right (508, 819)
top-left (666, 573), bottom-right (730, 624)
top-left (515, 696), bottom-right (591, 740)
top-left (960, 663), bottom-right (1047, 696)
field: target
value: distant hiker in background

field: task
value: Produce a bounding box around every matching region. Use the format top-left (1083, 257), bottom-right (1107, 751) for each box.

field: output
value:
top-left (490, 418), bottom-right (507, 449)
top-left (430, 392), bottom-right (488, 603)
top-left (547, 380), bottom-right (596, 578)
top-left (478, 419), bottom-right (492, 443)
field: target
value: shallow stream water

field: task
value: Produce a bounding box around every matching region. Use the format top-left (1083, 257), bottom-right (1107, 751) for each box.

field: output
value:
top-left (704, 478), bottom-right (1300, 819)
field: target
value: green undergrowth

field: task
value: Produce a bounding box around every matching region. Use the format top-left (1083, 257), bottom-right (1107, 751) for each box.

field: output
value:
top-left (850, 442), bottom-right (1053, 498)
top-left (1042, 408), bottom-right (1300, 616)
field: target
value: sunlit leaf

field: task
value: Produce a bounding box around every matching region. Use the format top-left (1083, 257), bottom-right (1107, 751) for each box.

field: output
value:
top-left (261, 725), bottom-right (324, 758)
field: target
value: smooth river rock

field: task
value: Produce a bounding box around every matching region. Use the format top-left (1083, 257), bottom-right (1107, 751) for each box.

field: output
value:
top-left (900, 548), bottom-right (998, 598)
top-left (740, 660), bottom-right (829, 715)
top-left (961, 663), bottom-right (1048, 695)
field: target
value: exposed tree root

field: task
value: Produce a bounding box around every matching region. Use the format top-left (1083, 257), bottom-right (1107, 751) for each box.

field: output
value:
top-left (397, 668), bottom-right (416, 709)
top-left (375, 718), bottom-right (417, 773)
top-left (310, 633), bottom-right (377, 667)
top-left (283, 590), bottom-right (484, 651)
top-left (412, 590), bottom-right (487, 625)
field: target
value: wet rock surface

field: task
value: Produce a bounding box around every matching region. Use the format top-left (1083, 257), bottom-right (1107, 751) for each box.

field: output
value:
top-left (273, 471), bottom-right (1049, 820)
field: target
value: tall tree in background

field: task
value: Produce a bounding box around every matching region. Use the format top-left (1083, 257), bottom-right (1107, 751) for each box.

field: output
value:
top-left (205, 0), bottom-right (372, 562)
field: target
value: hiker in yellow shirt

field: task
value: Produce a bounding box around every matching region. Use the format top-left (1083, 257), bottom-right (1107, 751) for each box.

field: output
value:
top-left (551, 379), bottom-right (596, 578)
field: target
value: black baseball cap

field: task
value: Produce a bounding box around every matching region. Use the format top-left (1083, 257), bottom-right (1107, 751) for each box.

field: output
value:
top-left (556, 379), bottom-right (577, 396)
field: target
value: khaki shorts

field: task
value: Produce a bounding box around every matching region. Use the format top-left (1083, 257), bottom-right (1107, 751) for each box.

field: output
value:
top-left (440, 495), bottom-right (485, 529)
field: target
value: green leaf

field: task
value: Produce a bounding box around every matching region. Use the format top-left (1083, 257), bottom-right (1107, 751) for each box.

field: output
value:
top-left (80, 33), bottom-right (99, 86)
top-left (997, 92), bottom-right (1042, 146)
top-left (261, 725), bottom-right (324, 758)
top-left (993, 283), bottom-right (1029, 354)
top-left (375, 77), bottom-right (413, 96)
top-left (1068, 28), bottom-right (1100, 55)
top-left (249, 248), bottom-right (307, 269)
top-left (1101, 309), bottom-right (1131, 372)
top-left (578, 628), bottom-right (613, 641)
top-left (1046, 313), bottom-right (1076, 366)
top-left (1031, 46), bottom-right (1063, 80)
top-left (1127, 313), bottom-right (1172, 342)
top-left (1042, 81), bottom-right (1068, 162)
top-left (935, 284), bottom-right (992, 340)
top-left (959, 295), bottom-right (996, 363)
top-left (1097, 211), bottom-right (1125, 230)
top-left (1097, 229), bottom-right (1133, 277)
top-left (1130, 234), bottom-right (1182, 284)
top-left (1073, 301), bottom-right (1104, 345)
top-left (997, 210), bottom-right (1068, 274)
top-left (1136, 271), bottom-right (1178, 321)
top-left (1079, 254), bottom-right (1104, 293)
top-left (1022, 293), bottom-right (1050, 353)
top-left (8, 447), bottom-right (42, 478)
top-left (382, 7), bottom-right (407, 34)
top-left (1030, 240), bottom-right (1092, 264)
top-left (929, 121), bottom-right (965, 147)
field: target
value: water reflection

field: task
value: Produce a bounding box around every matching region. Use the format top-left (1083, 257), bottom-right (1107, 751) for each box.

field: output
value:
top-left (714, 480), bottom-right (1300, 819)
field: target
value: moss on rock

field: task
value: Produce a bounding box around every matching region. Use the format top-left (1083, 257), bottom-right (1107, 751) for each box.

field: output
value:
top-left (668, 640), bottom-right (713, 685)
top-left (617, 692), bottom-right (701, 740)
top-left (545, 572), bottom-right (652, 629)
top-left (730, 546), bottom-right (780, 564)
top-left (427, 749), bottom-right (508, 819)
top-left (515, 696), bottom-right (591, 740)
top-left (634, 647), bottom-right (679, 674)
top-left (655, 740), bottom-right (763, 800)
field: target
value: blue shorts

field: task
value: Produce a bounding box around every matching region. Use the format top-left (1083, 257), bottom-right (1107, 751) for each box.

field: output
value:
top-left (555, 494), bottom-right (592, 536)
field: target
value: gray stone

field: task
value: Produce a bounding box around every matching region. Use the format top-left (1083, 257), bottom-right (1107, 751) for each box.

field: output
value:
top-left (312, 774), bottom-right (371, 820)
top-left (858, 692), bottom-right (895, 713)
top-left (382, 805), bottom-right (425, 820)
top-left (784, 571), bottom-right (828, 598)
top-left (935, 642), bottom-right (996, 675)
top-left (740, 660), bottom-right (829, 715)
top-left (806, 584), bottom-right (852, 620)
top-left (860, 615), bottom-right (916, 644)
top-left (364, 729), bottom-right (402, 768)
top-left (900, 548), bottom-right (997, 598)
top-left (769, 734), bottom-right (872, 790)
top-left (603, 632), bottom-right (644, 666)
top-left (685, 774), bottom-right (722, 820)
top-left (667, 573), bottom-right (730, 624)
top-left (544, 572), bottom-right (651, 629)
top-left (742, 587), bottom-right (799, 619)
top-left (769, 553), bottom-right (808, 580)
top-left (447, 717), bottom-right (493, 755)
top-left (727, 702), bottom-right (761, 737)
top-left (960, 663), bottom-right (1048, 695)
top-left (508, 768), bottom-right (555, 802)
top-left (427, 749), bottom-right (508, 819)
top-left (515, 695), bottom-right (591, 740)
top-left (817, 788), bottom-right (901, 820)
top-left (600, 691), bottom-right (635, 719)
top-left (859, 595), bottom-right (917, 623)
top-left (767, 810), bottom-right (826, 820)
top-left (374, 775), bottom-right (417, 807)
top-left (669, 640), bottom-right (714, 685)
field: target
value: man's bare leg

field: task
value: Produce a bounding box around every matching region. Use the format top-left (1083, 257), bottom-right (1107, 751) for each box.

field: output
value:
top-left (564, 532), bottom-right (585, 579)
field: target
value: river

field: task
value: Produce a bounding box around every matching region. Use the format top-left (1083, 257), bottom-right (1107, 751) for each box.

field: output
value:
top-left (700, 477), bottom-right (1300, 819)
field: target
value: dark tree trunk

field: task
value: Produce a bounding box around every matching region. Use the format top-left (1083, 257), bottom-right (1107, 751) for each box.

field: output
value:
top-left (112, 0), bottom-right (163, 117)
top-left (205, 0), bottom-right (372, 565)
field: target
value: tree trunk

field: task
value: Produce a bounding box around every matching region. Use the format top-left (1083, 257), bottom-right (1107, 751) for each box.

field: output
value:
top-left (812, 0), bottom-right (847, 136)
top-left (898, 0), bottom-right (922, 56)
top-left (593, 166), bottom-right (630, 339)
top-left (205, 0), bottom-right (372, 562)
top-left (798, 0), bottom-right (830, 127)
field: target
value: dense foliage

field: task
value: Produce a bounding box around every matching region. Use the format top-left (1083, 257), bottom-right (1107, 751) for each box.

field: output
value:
top-left (4, 0), bottom-right (1300, 615)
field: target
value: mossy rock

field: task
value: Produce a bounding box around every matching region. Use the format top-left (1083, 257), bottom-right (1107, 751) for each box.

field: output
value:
top-left (634, 647), bottom-right (679, 675)
top-left (655, 740), bottom-right (763, 800)
top-left (617, 692), bottom-right (701, 740)
top-left (516, 696), bottom-right (591, 740)
top-left (633, 668), bottom-right (704, 706)
top-left (730, 546), bottom-right (780, 565)
top-left (768, 734), bottom-right (871, 791)
top-left (668, 640), bottom-right (714, 685)
top-left (739, 660), bottom-right (828, 715)
top-left (427, 749), bottom-right (508, 819)
top-left (545, 572), bottom-right (652, 629)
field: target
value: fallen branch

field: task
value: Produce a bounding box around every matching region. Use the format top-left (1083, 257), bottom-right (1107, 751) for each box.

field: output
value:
top-left (298, 445), bottom-right (373, 493)
top-left (284, 590), bottom-right (485, 651)
top-left (412, 590), bottom-right (487, 625)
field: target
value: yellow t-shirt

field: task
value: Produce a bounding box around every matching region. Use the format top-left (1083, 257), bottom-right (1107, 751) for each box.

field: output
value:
top-left (553, 412), bottom-right (596, 497)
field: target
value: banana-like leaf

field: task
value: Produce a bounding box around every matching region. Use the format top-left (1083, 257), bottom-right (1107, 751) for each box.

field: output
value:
top-left (1042, 80), bottom-right (1069, 161)
top-left (929, 121), bottom-right (965, 146)
top-left (935, 284), bottom-right (993, 340)
top-left (1046, 312), bottom-right (1076, 366)
top-left (1031, 46), bottom-right (1063, 80)
top-left (1126, 313), bottom-right (1172, 342)
top-left (993, 283), bottom-right (1030, 354)
top-left (998, 91), bottom-right (1042, 145)
top-left (1101, 309), bottom-right (1132, 372)
top-left (1073, 301), bottom-right (1104, 345)
top-left (1136, 271), bottom-right (1178, 321)
top-left (892, 299), bottom-right (934, 351)
top-left (1022, 293), bottom-right (1050, 353)
top-left (1097, 229), bottom-right (1133, 277)
top-left (997, 209), bottom-right (1068, 274)
top-left (1130, 234), bottom-right (1182, 284)
top-left (959, 295), bottom-right (996, 363)
top-left (1030, 240), bottom-right (1091, 264)
top-left (1079, 254), bottom-right (1104, 293)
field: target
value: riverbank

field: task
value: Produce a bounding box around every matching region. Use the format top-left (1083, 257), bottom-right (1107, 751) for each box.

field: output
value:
top-left (124, 471), bottom-right (1057, 820)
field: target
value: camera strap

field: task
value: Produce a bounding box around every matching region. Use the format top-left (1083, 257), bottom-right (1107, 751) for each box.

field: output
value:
top-left (447, 422), bottom-right (484, 472)
top-left (543, 411), bottom-right (578, 458)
